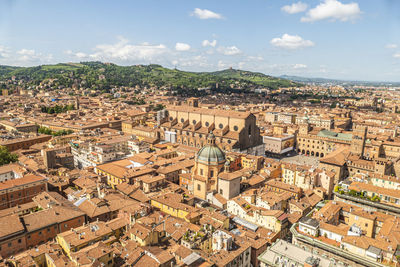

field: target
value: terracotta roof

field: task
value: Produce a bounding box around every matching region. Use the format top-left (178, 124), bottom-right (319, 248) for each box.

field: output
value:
top-left (22, 205), bottom-right (84, 232)
top-left (0, 174), bottom-right (46, 191)
top-left (0, 214), bottom-right (25, 239)
top-left (167, 105), bottom-right (251, 119)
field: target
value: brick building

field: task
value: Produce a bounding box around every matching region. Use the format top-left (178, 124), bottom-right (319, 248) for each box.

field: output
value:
top-left (0, 135), bottom-right (52, 152)
top-left (0, 174), bottom-right (47, 210)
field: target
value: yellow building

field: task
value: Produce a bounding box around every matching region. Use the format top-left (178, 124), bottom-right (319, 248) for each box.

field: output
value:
top-left (150, 193), bottom-right (200, 223)
top-left (129, 223), bottom-right (160, 246)
top-left (347, 210), bottom-right (376, 238)
top-left (56, 219), bottom-right (125, 257)
top-left (95, 160), bottom-right (155, 188)
top-left (241, 154), bottom-right (264, 170)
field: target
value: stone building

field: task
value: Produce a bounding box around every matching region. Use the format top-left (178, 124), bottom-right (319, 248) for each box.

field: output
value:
top-left (190, 132), bottom-right (242, 208)
top-left (296, 123), bottom-right (352, 158)
top-left (192, 132), bottom-right (226, 200)
top-left (160, 104), bottom-right (263, 155)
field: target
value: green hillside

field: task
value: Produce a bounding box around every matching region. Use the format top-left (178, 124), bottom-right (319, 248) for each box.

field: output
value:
top-left (0, 62), bottom-right (301, 92)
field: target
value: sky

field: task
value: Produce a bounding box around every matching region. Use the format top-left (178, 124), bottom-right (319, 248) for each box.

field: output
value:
top-left (0, 0), bottom-right (400, 81)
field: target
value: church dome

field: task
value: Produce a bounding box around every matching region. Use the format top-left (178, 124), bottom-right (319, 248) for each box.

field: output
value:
top-left (196, 132), bottom-right (226, 165)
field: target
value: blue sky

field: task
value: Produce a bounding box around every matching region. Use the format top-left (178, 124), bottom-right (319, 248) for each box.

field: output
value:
top-left (0, 0), bottom-right (400, 81)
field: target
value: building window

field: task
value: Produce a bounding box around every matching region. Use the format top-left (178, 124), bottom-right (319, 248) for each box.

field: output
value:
top-left (205, 122), bottom-right (209, 127)
top-left (200, 169), bottom-right (203, 175)
top-left (8, 243), bottom-right (11, 247)
top-left (220, 189), bottom-right (223, 194)
top-left (18, 239), bottom-right (21, 244)
top-left (192, 120), bottom-right (197, 125)
top-left (234, 126), bottom-right (238, 131)
top-left (210, 170), bottom-right (214, 177)
top-left (197, 184), bottom-right (201, 190)
top-left (38, 231), bottom-right (42, 235)
top-left (181, 118), bottom-right (184, 123)
top-left (219, 123), bottom-right (223, 129)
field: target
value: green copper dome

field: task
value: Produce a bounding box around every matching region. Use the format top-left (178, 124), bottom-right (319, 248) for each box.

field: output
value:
top-left (196, 132), bottom-right (226, 165)
top-left (197, 145), bottom-right (226, 164)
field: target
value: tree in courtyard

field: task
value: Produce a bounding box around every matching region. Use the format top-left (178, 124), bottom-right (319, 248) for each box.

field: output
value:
top-left (0, 146), bottom-right (18, 166)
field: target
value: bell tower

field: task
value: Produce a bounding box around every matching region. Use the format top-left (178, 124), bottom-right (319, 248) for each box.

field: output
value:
top-left (351, 126), bottom-right (367, 158)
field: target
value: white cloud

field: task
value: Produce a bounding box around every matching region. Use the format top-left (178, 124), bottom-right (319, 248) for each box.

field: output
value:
top-left (386, 44), bottom-right (398, 49)
top-left (16, 49), bottom-right (53, 64)
top-left (217, 60), bottom-right (229, 69)
top-left (17, 49), bottom-right (35, 56)
top-left (171, 55), bottom-right (211, 68)
top-left (202, 39), bottom-right (217, 47)
top-left (247, 55), bottom-right (264, 61)
top-left (191, 8), bottom-right (223, 20)
top-left (217, 46), bottom-right (242, 56)
top-left (293, 63), bottom-right (308, 69)
top-left (394, 53), bottom-right (400, 59)
top-left (282, 2), bottom-right (308, 14)
top-left (0, 46), bottom-right (10, 59)
top-left (65, 50), bottom-right (87, 59)
top-left (87, 37), bottom-right (167, 62)
top-left (175, 42), bottom-right (191, 51)
top-left (301, 0), bottom-right (361, 22)
top-left (270, 34), bottom-right (314, 50)
top-left (75, 52), bottom-right (87, 58)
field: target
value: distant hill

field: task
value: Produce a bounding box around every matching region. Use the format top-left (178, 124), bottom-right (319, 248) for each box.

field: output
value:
top-left (280, 75), bottom-right (400, 87)
top-left (0, 62), bottom-right (301, 92)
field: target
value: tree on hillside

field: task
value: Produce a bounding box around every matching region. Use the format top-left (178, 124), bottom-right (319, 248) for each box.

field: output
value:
top-left (0, 146), bottom-right (18, 166)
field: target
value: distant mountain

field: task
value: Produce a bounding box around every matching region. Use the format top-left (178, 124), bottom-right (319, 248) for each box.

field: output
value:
top-left (0, 62), bottom-right (301, 92)
top-left (280, 75), bottom-right (400, 87)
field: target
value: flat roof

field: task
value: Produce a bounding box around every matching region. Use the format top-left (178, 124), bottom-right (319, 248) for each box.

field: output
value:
top-left (258, 239), bottom-right (334, 267)
top-left (232, 216), bottom-right (258, 232)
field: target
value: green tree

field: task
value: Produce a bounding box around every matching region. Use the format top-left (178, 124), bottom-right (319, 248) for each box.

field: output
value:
top-left (0, 146), bottom-right (18, 166)
top-left (153, 104), bottom-right (165, 111)
top-left (371, 195), bottom-right (380, 202)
